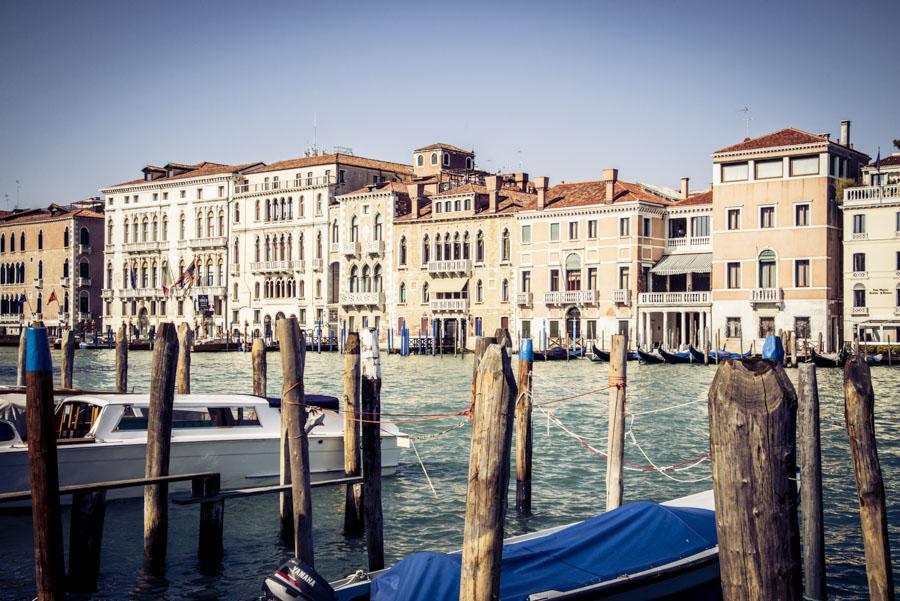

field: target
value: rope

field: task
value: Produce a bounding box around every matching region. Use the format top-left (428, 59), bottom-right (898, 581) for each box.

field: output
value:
top-left (410, 438), bottom-right (438, 497)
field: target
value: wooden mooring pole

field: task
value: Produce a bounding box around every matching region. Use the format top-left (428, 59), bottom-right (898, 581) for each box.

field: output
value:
top-left (115, 324), bottom-right (128, 393)
top-left (25, 326), bottom-right (65, 600)
top-left (195, 473), bottom-right (224, 563)
top-left (798, 363), bottom-right (826, 600)
top-left (471, 336), bottom-right (496, 407)
top-left (143, 323), bottom-right (179, 566)
top-left (176, 322), bottom-right (192, 395)
top-left (515, 338), bottom-right (534, 514)
top-left (605, 335), bottom-right (627, 511)
top-left (277, 317), bottom-right (314, 565)
top-left (343, 332), bottom-right (364, 535)
top-left (360, 329), bottom-right (384, 571)
top-left (60, 329), bottom-right (75, 389)
top-left (69, 489), bottom-right (106, 592)
top-left (252, 337), bottom-right (267, 397)
top-left (16, 327), bottom-right (27, 387)
top-left (459, 344), bottom-right (517, 601)
top-left (708, 358), bottom-right (800, 600)
top-left (844, 355), bottom-right (895, 600)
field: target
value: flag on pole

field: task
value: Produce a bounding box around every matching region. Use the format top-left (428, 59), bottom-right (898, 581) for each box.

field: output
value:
top-left (174, 262), bottom-right (196, 290)
top-left (162, 264), bottom-right (173, 296)
top-left (47, 290), bottom-right (58, 305)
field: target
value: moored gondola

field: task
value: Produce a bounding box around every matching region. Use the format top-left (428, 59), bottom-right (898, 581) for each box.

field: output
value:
top-left (637, 348), bottom-right (665, 364)
top-left (689, 346), bottom-right (751, 363)
top-left (658, 348), bottom-right (693, 364)
top-left (808, 348), bottom-right (846, 368)
top-left (591, 343), bottom-right (609, 362)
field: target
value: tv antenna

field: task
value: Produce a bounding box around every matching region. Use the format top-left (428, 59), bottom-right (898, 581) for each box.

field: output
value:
top-left (737, 106), bottom-right (752, 138)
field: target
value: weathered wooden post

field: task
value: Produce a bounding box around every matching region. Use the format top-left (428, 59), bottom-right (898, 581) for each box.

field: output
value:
top-left (360, 329), bottom-right (384, 571)
top-left (277, 317), bottom-right (314, 565)
top-left (252, 337), bottom-right (266, 397)
top-left (69, 489), bottom-right (106, 592)
top-left (470, 336), bottom-right (496, 407)
top-left (703, 330), bottom-right (710, 365)
top-left (115, 323), bottom-right (128, 393)
top-left (60, 329), bottom-right (75, 389)
top-left (791, 331), bottom-right (799, 368)
top-left (459, 344), bottom-right (517, 601)
top-left (143, 323), bottom-right (179, 566)
top-left (25, 326), bottom-right (66, 600)
top-left (195, 473), bottom-right (224, 562)
top-left (515, 338), bottom-right (534, 514)
top-left (708, 358), bottom-right (801, 600)
top-left (176, 322), bottom-right (192, 395)
top-left (798, 363), bottom-right (826, 600)
top-left (342, 332), bottom-right (364, 535)
top-left (17, 328), bottom-right (27, 387)
top-left (844, 355), bottom-right (895, 600)
top-left (818, 331), bottom-right (824, 353)
top-left (605, 335), bottom-right (627, 511)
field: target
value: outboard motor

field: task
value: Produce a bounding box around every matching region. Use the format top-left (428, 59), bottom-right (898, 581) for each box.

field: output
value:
top-left (261, 558), bottom-right (337, 601)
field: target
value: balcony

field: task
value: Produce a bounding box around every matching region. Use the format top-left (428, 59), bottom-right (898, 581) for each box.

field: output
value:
top-left (363, 239), bottom-right (384, 255)
top-left (844, 183), bottom-right (900, 205)
top-left (638, 291), bottom-right (711, 306)
top-left (189, 236), bottom-right (227, 250)
top-left (850, 232), bottom-right (868, 240)
top-left (330, 242), bottom-right (340, 254)
top-left (613, 289), bottom-right (631, 305)
top-left (851, 271), bottom-right (868, 279)
top-left (430, 298), bottom-right (469, 313)
top-left (341, 241), bottom-right (360, 257)
top-left (427, 259), bottom-right (471, 276)
top-left (123, 241), bottom-right (162, 254)
top-left (516, 292), bottom-right (533, 306)
top-left (230, 264), bottom-right (240, 276)
top-left (235, 175), bottom-right (336, 196)
top-left (195, 286), bottom-right (226, 298)
top-left (291, 260), bottom-right (306, 272)
top-left (664, 236), bottom-right (711, 254)
top-left (0, 315), bottom-right (23, 325)
top-left (33, 278), bottom-right (43, 289)
top-left (58, 312), bottom-right (69, 323)
top-left (340, 291), bottom-right (384, 307)
top-left (312, 258), bottom-right (324, 271)
top-left (77, 312), bottom-right (93, 322)
top-left (76, 277), bottom-right (92, 288)
top-left (751, 288), bottom-right (783, 304)
top-left (544, 290), bottom-right (598, 305)
top-left (850, 306), bottom-right (869, 316)
top-left (251, 261), bottom-right (292, 274)
top-left (101, 289), bottom-right (113, 299)
top-left (121, 288), bottom-right (163, 299)
top-left (59, 276), bottom-right (69, 287)
top-left (78, 243), bottom-right (92, 255)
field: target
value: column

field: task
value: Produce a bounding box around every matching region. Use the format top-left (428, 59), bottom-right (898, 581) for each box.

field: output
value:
top-left (681, 311), bottom-right (687, 348)
top-left (662, 312), bottom-right (669, 349)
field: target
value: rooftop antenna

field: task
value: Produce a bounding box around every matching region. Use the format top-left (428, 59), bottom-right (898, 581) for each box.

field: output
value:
top-left (516, 149), bottom-right (524, 172)
top-left (737, 106), bottom-right (752, 138)
top-left (313, 112), bottom-right (318, 154)
top-left (15, 180), bottom-right (20, 209)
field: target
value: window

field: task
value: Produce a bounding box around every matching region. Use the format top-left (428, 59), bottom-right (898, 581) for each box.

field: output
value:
top-left (431, 153), bottom-right (437, 165)
top-left (896, 251), bottom-right (900, 271)
top-left (795, 204), bottom-right (810, 226)
top-left (790, 155), bottom-right (819, 176)
top-left (549, 269), bottom-right (560, 292)
top-left (521, 270), bottom-right (531, 292)
top-left (466, 157), bottom-right (473, 170)
top-left (550, 223), bottom-right (560, 241)
top-left (549, 320), bottom-right (559, 338)
top-left (727, 208), bottom-right (741, 230)
top-left (521, 225), bottom-right (531, 243)
top-left (417, 155), bottom-right (424, 167)
top-left (795, 317), bottom-right (811, 339)
top-left (422, 282), bottom-right (430, 303)
top-left (619, 217), bottom-right (630, 237)
top-left (726, 317), bottom-right (741, 338)
top-left (587, 220), bottom-right (597, 239)
top-left (641, 217), bottom-right (652, 237)
top-left (568, 222), bottom-right (578, 240)
top-left (852, 253), bottom-right (866, 273)
top-left (758, 250), bottom-right (776, 288)
top-left (618, 266), bottom-right (630, 289)
top-left (37, 230), bottom-right (43, 250)
top-left (521, 320), bottom-right (531, 340)
top-left (760, 206), bottom-right (775, 228)
top-left (398, 283), bottom-right (407, 304)
top-left (399, 237), bottom-right (407, 266)
top-left (374, 213), bottom-right (383, 241)
top-left (501, 279), bottom-right (509, 302)
top-left (795, 260), bottom-right (810, 287)
top-left (443, 153), bottom-right (449, 166)
top-left (727, 262), bottom-right (741, 289)
top-left (475, 231), bottom-right (484, 263)
top-left (197, 188), bottom-right (203, 199)
top-left (501, 229), bottom-right (510, 262)
top-left (218, 185), bottom-right (225, 197)
top-left (853, 214), bottom-right (866, 234)
top-left (853, 285), bottom-right (866, 308)
top-left (896, 211), bottom-right (900, 233)
top-left (587, 267), bottom-right (597, 290)
top-left (759, 317), bottom-right (775, 338)
top-left (755, 159), bottom-right (783, 179)
top-left (476, 280), bottom-right (483, 303)
top-left (722, 162), bottom-right (749, 182)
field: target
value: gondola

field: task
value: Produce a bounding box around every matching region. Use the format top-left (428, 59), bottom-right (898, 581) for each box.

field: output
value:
top-left (864, 353), bottom-right (885, 366)
top-left (590, 344), bottom-right (639, 362)
top-left (534, 346), bottom-right (572, 361)
top-left (637, 348), bottom-right (665, 364)
top-left (808, 348), bottom-right (846, 368)
top-left (192, 339), bottom-right (240, 353)
top-left (658, 348), bottom-right (693, 364)
top-left (688, 346), bottom-right (751, 363)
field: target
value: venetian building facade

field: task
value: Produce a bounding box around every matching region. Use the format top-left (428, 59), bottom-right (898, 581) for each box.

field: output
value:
top-left (100, 161), bottom-right (262, 338)
top-left (709, 123), bottom-right (868, 352)
top-left (0, 204), bottom-right (105, 337)
top-left (842, 151), bottom-right (900, 344)
top-left (515, 169), bottom-right (674, 348)
top-left (230, 153), bottom-right (411, 340)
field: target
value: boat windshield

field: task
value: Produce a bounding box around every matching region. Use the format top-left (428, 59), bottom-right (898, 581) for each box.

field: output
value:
top-left (114, 406), bottom-right (261, 431)
top-left (56, 401), bottom-right (101, 439)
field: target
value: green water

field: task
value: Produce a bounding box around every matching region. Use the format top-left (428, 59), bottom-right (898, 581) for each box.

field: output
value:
top-left (0, 348), bottom-right (898, 600)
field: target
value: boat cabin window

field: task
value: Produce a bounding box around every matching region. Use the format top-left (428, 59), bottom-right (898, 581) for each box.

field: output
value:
top-left (114, 406), bottom-right (261, 431)
top-left (0, 420), bottom-right (18, 443)
top-left (55, 401), bottom-right (101, 439)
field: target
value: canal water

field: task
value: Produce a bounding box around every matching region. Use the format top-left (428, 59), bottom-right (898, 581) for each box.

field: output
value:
top-left (0, 347), bottom-right (898, 600)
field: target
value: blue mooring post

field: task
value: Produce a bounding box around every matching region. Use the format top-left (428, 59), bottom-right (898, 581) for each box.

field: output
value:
top-left (316, 320), bottom-right (322, 353)
top-left (431, 320), bottom-right (437, 356)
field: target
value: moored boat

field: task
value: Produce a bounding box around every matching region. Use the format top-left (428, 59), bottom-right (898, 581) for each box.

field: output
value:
top-left (637, 349), bottom-right (665, 364)
top-left (808, 348), bottom-right (846, 368)
top-left (658, 348), bottom-right (693, 364)
top-left (688, 346), bottom-right (750, 363)
top-left (591, 343), bottom-right (609, 362)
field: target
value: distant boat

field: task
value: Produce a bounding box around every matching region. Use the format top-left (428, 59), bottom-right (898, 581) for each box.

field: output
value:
top-left (864, 353), bottom-right (885, 367)
top-left (192, 339), bottom-right (239, 353)
top-left (637, 349), bottom-right (665, 364)
top-left (658, 349), bottom-right (693, 364)
top-left (688, 346), bottom-right (750, 363)
top-left (591, 344), bottom-right (639, 362)
top-left (534, 346), bottom-right (576, 361)
top-left (808, 348), bottom-right (846, 368)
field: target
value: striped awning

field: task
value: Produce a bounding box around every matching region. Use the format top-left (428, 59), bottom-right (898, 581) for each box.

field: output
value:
top-left (650, 253), bottom-right (712, 276)
top-left (428, 278), bottom-right (469, 293)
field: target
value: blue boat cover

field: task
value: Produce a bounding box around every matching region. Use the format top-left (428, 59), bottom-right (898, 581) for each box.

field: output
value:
top-left (762, 335), bottom-right (784, 362)
top-left (370, 502), bottom-right (716, 601)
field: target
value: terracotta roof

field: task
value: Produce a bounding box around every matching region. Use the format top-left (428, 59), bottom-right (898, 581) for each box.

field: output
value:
top-left (873, 153), bottom-right (900, 168)
top-left (413, 143), bottom-right (472, 154)
top-left (714, 128), bottom-right (829, 154)
top-left (341, 181), bottom-right (412, 198)
top-left (248, 153), bottom-right (412, 176)
top-left (673, 190), bottom-right (713, 206)
top-left (394, 183), bottom-right (534, 222)
top-left (517, 179), bottom-right (674, 211)
top-left (106, 161), bottom-right (263, 188)
top-left (0, 206), bottom-right (104, 225)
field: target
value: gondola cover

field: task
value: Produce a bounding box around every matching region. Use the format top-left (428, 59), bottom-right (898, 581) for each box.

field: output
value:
top-left (370, 502), bottom-right (717, 601)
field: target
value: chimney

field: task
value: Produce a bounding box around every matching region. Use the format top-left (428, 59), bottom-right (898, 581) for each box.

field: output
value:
top-left (534, 176), bottom-right (549, 210)
top-left (840, 120), bottom-right (850, 146)
top-left (680, 177), bottom-right (690, 200)
top-left (514, 172), bottom-right (529, 191)
top-left (485, 175), bottom-right (501, 212)
top-left (406, 183), bottom-right (424, 218)
top-left (602, 168), bottom-right (618, 202)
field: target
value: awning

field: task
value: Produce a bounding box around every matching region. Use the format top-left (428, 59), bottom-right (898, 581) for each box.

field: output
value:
top-left (650, 253), bottom-right (712, 276)
top-left (429, 278), bottom-right (469, 294)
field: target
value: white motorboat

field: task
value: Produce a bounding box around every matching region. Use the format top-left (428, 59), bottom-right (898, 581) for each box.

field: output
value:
top-left (0, 392), bottom-right (407, 503)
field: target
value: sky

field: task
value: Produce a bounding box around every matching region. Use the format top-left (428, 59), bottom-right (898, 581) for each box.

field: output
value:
top-left (1, 0), bottom-right (898, 209)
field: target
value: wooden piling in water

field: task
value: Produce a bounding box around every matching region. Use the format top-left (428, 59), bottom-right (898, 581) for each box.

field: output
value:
top-left (143, 323), bottom-right (179, 566)
top-left (69, 489), bottom-right (106, 593)
top-left (843, 355), bottom-right (895, 600)
top-left (195, 473), bottom-right (224, 562)
top-left (708, 358), bottom-right (800, 600)
top-left (277, 317), bottom-right (314, 565)
top-left (471, 336), bottom-right (496, 408)
top-left (459, 344), bottom-right (517, 601)
top-left (605, 335), bottom-right (627, 511)
top-left (176, 322), bottom-right (193, 395)
top-left (515, 338), bottom-right (534, 514)
top-left (798, 363), bottom-right (826, 600)
top-left (791, 331), bottom-right (799, 368)
top-left (360, 329), bottom-right (384, 571)
top-left (17, 328), bottom-right (27, 387)
top-left (342, 332), bottom-right (364, 535)
top-left (25, 326), bottom-right (66, 601)
top-left (252, 338), bottom-right (266, 397)
top-left (115, 324), bottom-right (128, 393)
top-left (60, 330), bottom-right (75, 389)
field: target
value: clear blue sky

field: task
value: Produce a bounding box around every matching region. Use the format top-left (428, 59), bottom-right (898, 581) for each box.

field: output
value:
top-left (2, 0), bottom-right (898, 208)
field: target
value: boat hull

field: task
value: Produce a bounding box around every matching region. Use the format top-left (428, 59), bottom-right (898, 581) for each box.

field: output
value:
top-left (636, 349), bottom-right (664, 364)
top-left (658, 349), bottom-right (693, 364)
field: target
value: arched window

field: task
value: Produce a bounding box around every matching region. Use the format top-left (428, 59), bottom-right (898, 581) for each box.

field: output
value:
top-left (463, 232), bottom-right (470, 259)
top-left (123, 219), bottom-right (130, 243)
top-left (107, 220), bottom-right (113, 242)
top-left (37, 260), bottom-right (43, 279)
top-left (63, 259), bottom-right (69, 278)
top-left (265, 199), bottom-right (272, 222)
top-left (315, 279), bottom-right (322, 298)
top-left (235, 202), bottom-right (241, 223)
top-left (466, 157), bottom-right (473, 170)
top-left (351, 216), bottom-right (359, 242)
top-left (350, 266), bottom-right (359, 293)
top-left (422, 235), bottom-right (430, 264)
top-left (299, 280), bottom-right (305, 298)
top-left (443, 233), bottom-right (450, 259)
top-left (217, 259), bottom-right (224, 285)
top-left (0, 233), bottom-right (5, 253)
top-left (151, 261), bottom-right (158, 288)
top-left (758, 249), bottom-right (777, 288)
top-left (423, 282), bottom-right (430, 303)
top-left (501, 278), bottom-right (509, 302)
top-left (453, 233), bottom-right (461, 260)
top-left (316, 193), bottom-right (323, 216)
top-left (279, 235), bottom-right (285, 260)
top-left (287, 234), bottom-right (292, 260)
top-left (179, 213), bottom-right (185, 239)
top-left (399, 282), bottom-right (407, 303)
top-left (431, 152), bottom-right (438, 165)
top-left (63, 227), bottom-right (69, 247)
top-left (36, 293), bottom-right (42, 315)
top-left (255, 200), bottom-right (260, 221)
top-left (362, 265), bottom-right (371, 292)
top-left (287, 197), bottom-right (293, 219)
top-left (476, 280), bottom-right (483, 303)
top-left (299, 196), bottom-right (305, 217)
top-left (265, 236), bottom-right (271, 261)
top-left (80, 227), bottom-right (89, 246)
top-left (565, 253), bottom-right (582, 291)
top-left (207, 211), bottom-right (214, 237)
top-left (399, 236), bottom-right (407, 266)
top-left (476, 231), bottom-right (484, 263)
top-left (316, 232), bottom-right (322, 259)
top-left (142, 217), bottom-right (149, 241)
top-left (9, 232), bottom-right (15, 252)
top-left (501, 228), bottom-right (510, 262)
top-left (162, 215), bottom-right (168, 241)
top-left (233, 239), bottom-right (239, 264)
top-left (141, 261), bottom-right (148, 288)
top-left (298, 233), bottom-right (305, 260)
top-left (254, 237), bottom-right (261, 262)
top-left (254, 282), bottom-right (260, 299)
top-left (374, 213), bottom-right (383, 241)
top-left (218, 210), bottom-right (225, 236)
top-left (206, 260), bottom-right (214, 286)
top-left (195, 212), bottom-right (202, 238)
top-left (106, 263), bottom-right (113, 288)
top-left (374, 264), bottom-right (382, 292)
top-left (443, 153), bottom-right (449, 166)
top-left (152, 216), bottom-right (158, 241)
top-left (331, 219), bottom-right (339, 243)
top-left (38, 230), bottom-right (43, 250)
top-left (853, 284), bottom-right (866, 308)
top-left (132, 220), bottom-right (138, 243)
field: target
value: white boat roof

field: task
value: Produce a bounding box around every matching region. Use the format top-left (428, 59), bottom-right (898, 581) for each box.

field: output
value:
top-left (59, 393), bottom-right (273, 409)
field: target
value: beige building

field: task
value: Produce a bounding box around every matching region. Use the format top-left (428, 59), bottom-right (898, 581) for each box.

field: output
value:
top-left (842, 151), bottom-right (900, 344)
top-left (710, 123), bottom-right (869, 352)
top-left (0, 204), bottom-right (105, 337)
